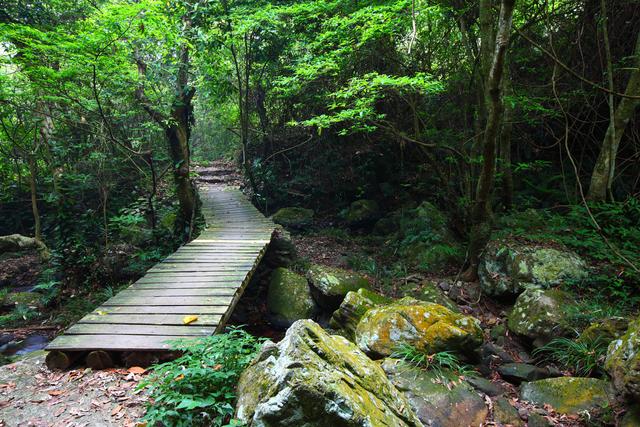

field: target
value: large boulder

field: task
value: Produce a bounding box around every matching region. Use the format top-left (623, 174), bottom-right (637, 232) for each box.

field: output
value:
top-left (235, 320), bottom-right (422, 426)
top-left (0, 234), bottom-right (49, 260)
top-left (507, 288), bottom-right (575, 346)
top-left (519, 377), bottom-right (614, 414)
top-left (605, 315), bottom-right (640, 399)
top-left (306, 264), bottom-right (370, 311)
top-left (329, 288), bottom-right (392, 340)
top-left (262, 225), bottom-right (298, 268)
top-left (272, 207), bottom-right (314, 229)
top-left (355, 298), bottom-right (483, 359)
top-left (479, 240), bottom-right (587, 298)
top-left (399, 281), bottom-right (459, 313)
top-left (267, 268), bottom-right (318, 328)
top-left (344, 199), bottom-right (380, 227)
top-left (382, 358), bottom-right (488, 427)
top-left (578, 317), bottom-right (628, 344)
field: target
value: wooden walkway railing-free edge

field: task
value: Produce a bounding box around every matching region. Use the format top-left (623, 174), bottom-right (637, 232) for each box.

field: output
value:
top-left (45, 187), bottom-right (275, 369)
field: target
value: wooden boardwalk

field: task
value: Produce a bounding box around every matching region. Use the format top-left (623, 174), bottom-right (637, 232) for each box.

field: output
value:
top-left (45, 186), bottom-right (274, 367)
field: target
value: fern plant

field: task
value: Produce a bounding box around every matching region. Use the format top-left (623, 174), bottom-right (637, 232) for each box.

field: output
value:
top-left (139, 327), bottom-right (263, 427)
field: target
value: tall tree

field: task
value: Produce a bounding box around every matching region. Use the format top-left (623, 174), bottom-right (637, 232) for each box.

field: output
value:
top-left (463, 0), bottom-right (516, 279)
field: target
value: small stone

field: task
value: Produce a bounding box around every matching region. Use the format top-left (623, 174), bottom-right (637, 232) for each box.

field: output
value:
top-left (519, 377), bottom-right (614, 414)
top-left (382, 359), bottom-right (488, 427)
top-left (466, 376), bottom-right (505, 396)
top-left (493, 397), bottom-right (524, 427)
top-left (498, 363), bottom-right (558, 384)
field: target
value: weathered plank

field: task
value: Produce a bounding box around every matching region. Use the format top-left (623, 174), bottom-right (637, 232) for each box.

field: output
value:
top-left (46, 186), bottom-right (274, 355)
top-left (66, 324), bottom-right (216, 336)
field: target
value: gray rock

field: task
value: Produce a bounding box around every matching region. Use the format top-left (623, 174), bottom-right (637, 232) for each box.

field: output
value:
top-left (329, 288), bottom-right (391, 340)
top-left (382, 358), bottom-right (488, 427)
top-left (479, 239), bottom-right (587, 298)
top-left (605, 315), bottom-right (640, 399)
top-left (267, 268), bottom-right (318, 328)
top-left (272, 207), bottom-right (314, 229)
top-left (519, 377), bottom-right (614, 414)
top-left (493, 397), bottom-right (524, 426)
top-left (466, 376), bottom-right (505, 396)
top-left (345, 199), bottom-right (380, 227)
top-left (498, 363), bottom-right (558, 384)
top-left (236, 320), bottom-right (421, 426)
top-left (507, 288), bottom-right (575, 346)
top-left (306, 264), bottom-right (370, 311)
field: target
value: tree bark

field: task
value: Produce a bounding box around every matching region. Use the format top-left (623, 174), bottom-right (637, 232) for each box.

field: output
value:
top-left (463, 0), bottom-right (516, 280)
top-left (587, 31), bottom-right (640, 201)
top-left (499, 62), bottom-right (514, 210)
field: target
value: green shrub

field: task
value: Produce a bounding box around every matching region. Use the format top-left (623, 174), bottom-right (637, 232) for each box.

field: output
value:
top-left (391, 344), bottom-right (472, 378)
top-left (533, 336), bottom-right (609, 377)
top-left (139, 328), bottom-right (263, 427)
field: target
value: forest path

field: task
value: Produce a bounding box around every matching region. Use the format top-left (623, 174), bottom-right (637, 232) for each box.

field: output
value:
top-left (44, 163), bottom-right (274, 367)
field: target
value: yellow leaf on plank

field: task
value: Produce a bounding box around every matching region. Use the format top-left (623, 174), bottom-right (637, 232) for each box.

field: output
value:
top-left (96, 310), bottom-right (107, 315)
top-left (183, 315), bottom-right (198, 325)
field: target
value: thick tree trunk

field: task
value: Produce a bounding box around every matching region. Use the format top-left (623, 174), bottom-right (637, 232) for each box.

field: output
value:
top-left (500, 65), bottom-right (514, 210)
top-left (587, 31), bottom-right (640, 201)
top-left (27, 152), bottom-right (41, 241)
top-left (463, 0), bottom-right (516, 280)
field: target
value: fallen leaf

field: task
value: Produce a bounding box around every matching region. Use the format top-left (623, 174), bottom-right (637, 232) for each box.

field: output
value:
top-left (128, 366), bottom-right (145, 375)
top-left (174, 374), bottom-right (184, 381)
top-left (136, 422), bottom-right (148, 427)
top-left (111, 404), bottom-right (122, 416)
top-left (48, 390), bottom-right (64, 396)
top-left (183, 315), bottom-right (198, 325)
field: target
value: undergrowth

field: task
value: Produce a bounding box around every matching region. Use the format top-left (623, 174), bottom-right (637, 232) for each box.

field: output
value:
top-left (139, 327), bottom-right (263, 427)
top-left (533, 336), bottom-right (609, 377)
top-left (391, 344), bottom-right (472, 378)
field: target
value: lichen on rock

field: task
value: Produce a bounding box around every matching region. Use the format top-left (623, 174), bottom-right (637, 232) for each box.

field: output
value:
top-left (306, 264), bottom-right (370, 311)
top-left (235, 319), bottom-right (422, 427)
top-left (507, 288), bottom-right (575, 346)
top-left (329, 288), bottom-right (391, 340)
top-left (355, 297), bottom-right (483, 359)
top-left (479, 239), bottom-right (587, 298)
top-left (519, 377), bottom-right (613, 414)
top-left (605, 315), bottom-right (640, 399)
top-left (267, 268), bottom-right (318, 328)
top-left (272, 207), bottom-right (314, 229)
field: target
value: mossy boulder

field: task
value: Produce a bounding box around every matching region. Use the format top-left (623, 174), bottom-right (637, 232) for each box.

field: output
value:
top-left (497, 363), bottom-right (558, 384)
top-left (605, 315), bottom-right (640, 399)
top-left (267, 268), bottom-right (318, 328)
top-left (344, 199), bottom-right (380, 227)
top-left (479, 240), bottom-right (587, 298)
top-left (399, 281), bottom-right (459, 313)
top-left (272, 207), bottom-right (314, 229)
top-left (262, 225), bottom-right (298, 268)
top-left (382, 358), bottom-right (488, 427)
top-left (355, 298), bottom-right (483, 358)
top-left (578, 317), bottom-right (628, 345)
top-left (519, 377), bottom-right (614, 414)
top-left (493, 397), bottom-right (524, 427)
top-left (329, 288), bottom-right (392, 340)
top-left (507, 288), bottom-right (575, 346)
top-left (235, 319), bottom-right (422, 426)
top-left (306, 264), bottom-right (370, 311)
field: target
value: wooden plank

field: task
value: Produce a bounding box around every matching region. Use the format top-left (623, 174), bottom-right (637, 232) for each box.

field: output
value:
top-left (88, 305), bottom-right (228, 315)
top-left (66, 323), bottom-right (216, 336)
top-left (117, 288), bottom-right (237, 297)
top-left (79, 313), bottom-right (221, 326)
top-left (130, 282), bottom-right (241, 289)
top-left (104, 296), bottom-right (234, 306)
top-left (47, 334), bottom-right (196, 351)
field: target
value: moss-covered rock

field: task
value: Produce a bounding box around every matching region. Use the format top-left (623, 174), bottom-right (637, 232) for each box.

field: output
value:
top-left (400, 281), bottom-right (459, 312)
top-left (344, 199), bottom-right (380, 227)
top-left (306, 264), bottom-right (370, 311)
top-left (479, 239), bottom-right (587, 298)
top-left (267, 268), bottom-right (318, 328)
top-left (236, 319), bottom-right (422, 426)
top-left (507, 288), bottom-right (575, 346)
top-left (578, 317), bottom-right (628, 345)
top-left (497, 363), bottom-right (558, 384)
top-left (382, 358), bottom-right (488, 427)
top-left (262, 225), bottom-right (298, 268)
top-left (272, 207), bottom-right (314, 229)
top-left (329, 288), bottom-right (391, 340)
top-left (355, 298), bottom-right (483, 358)
top-left (605, 315), bottom-right (640, 399)
top-left (519, 377), bottom-right (614, 414)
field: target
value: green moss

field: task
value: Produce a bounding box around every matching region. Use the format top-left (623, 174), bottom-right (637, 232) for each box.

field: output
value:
top-left (306, 264), bottom-right (370, 310)
top-left (605, 315), bottom-right (640, 399)
top-left (355, 299), bottom-right (482, 358)
top-left (345, 199), bottom-right (380, 226)
top-left (272, 207), bottom-right (314, 229)
top-left (267, 268), bottom-right (318, 327)
top-left (520, 377), bottom-right (613, 414)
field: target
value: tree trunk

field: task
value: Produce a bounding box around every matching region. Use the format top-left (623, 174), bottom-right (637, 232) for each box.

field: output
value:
top-left (463, 0), bottom-right (516, 280)
top-left (587, 31), bottom-right (640, 201)
top-left (500, 63), bottom-right (514, 210)
top-left (27, 152), bottom-right (41, 242)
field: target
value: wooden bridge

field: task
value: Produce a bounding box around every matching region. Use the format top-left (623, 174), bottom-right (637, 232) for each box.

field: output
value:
top-left (45, 185), bottom-right (274, 369)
